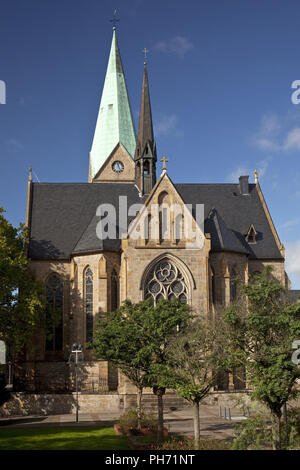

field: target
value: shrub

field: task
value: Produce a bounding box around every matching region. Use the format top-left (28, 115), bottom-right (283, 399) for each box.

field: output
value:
top-left (118, 408), bottom-right (139, 431)
top-left (231, 407), bottom-right (300, 450)
top-left (140, 412), bottom-right (158, 433)
top-left (118, 408), bottom-right (158, 433)
top-left (149, 437), bottom-right (230, 450)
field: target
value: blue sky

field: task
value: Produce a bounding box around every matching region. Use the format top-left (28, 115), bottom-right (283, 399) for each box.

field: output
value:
top-left (0, 0), bottom-right (300, 288)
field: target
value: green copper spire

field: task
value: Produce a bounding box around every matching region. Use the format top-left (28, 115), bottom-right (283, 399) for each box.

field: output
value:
top-left (89, 28), bottom-right (137, 179)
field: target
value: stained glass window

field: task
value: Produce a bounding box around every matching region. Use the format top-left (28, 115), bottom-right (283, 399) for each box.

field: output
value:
top-left (111, 269), bottom-right (119, 312)
top-left (45, 274), bottom-right (63, 351)
top-left (230, 268), bottom-right (237, 302)
top-left (85, 267), bottom-right (93, 343)
top-left (144, 259), bottom-right (188, 304)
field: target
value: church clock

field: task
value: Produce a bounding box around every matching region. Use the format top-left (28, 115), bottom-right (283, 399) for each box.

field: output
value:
top-left (112, 160), bottom-right (124, 173)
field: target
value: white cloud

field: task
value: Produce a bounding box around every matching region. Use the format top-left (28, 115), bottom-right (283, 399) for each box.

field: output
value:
top-left (285, 240), bottom-right (300, 277)
top-left (260, 113), bottom-right (281, 135)
top-left (227, 166), bottom-right (251, 182)
top-left (252, 113), bottom-right (281, 151)
top-left (283, 127), bottom-right (300, 150)
top-left (292, 190), bottom-right (300, 200)
top-left (154, 36), bottom-right (194, 59)
top-left (280, 218), bottom-right (300, 229)
top-left (154, 114), bottom-right (182, 137)
top-left (254, 138), bottom-right (280, 151)
top-left (6, 138), bottom-right (23, 151)
top-left (227, 158), bottom-right (270, 182)
top-left (252, 112), bottom-right (300, 153)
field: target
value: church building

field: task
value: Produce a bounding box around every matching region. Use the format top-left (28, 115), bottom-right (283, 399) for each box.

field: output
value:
top-left (21, 26), bottom-right (290, 400)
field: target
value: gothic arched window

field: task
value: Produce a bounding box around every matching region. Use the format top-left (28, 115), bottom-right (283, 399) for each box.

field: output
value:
top-left (211, 266), bottom-right (216, 305)
top-left (84, 267), bottom-right (93, 343)
top-left (144, 259), bottom-right (188, 305)
top-left (111, 269), bottom-right (119, 312)
top-left (45, 273), bottom-right (63, 351)
top-left (230, 268), bottom-right (237, 302)
top-left (158, 192), bottom-right (170, 242)
top-left (136, 161), bottom-right (141, 178)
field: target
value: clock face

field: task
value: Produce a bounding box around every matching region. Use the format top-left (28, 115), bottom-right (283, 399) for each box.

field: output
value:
top-left (112, 160), bottom-right (124, 173)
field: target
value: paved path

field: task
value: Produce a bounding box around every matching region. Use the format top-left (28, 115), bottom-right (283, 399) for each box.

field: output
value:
top-left (0, 404), bottom-right (247, 440)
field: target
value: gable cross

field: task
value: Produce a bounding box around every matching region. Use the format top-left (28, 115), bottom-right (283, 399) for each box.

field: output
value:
top-left (160, 155), bottom-right (169, 171)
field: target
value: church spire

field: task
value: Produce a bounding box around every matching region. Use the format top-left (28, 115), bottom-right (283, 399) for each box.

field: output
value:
top-left (89, 28), bottom-right (136, 180)
top-left (134, 60), bottom-right (157, 195)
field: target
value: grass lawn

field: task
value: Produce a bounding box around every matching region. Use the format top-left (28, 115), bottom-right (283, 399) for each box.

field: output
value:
top-left (0, 426), bottom-right (130, 450)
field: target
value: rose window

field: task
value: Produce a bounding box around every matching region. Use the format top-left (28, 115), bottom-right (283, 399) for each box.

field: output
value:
top-left (145, 260), bottom-right (188, 304)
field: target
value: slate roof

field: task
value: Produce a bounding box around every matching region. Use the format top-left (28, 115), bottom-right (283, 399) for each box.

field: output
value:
top-left (28, 181), bottom-right (283, 260)
top-left (175, 183), bottom-right (283, 260)
top-left (205, 208), bottom-right (249, 255)
top-left (28, 183), bottom-right (145, 259)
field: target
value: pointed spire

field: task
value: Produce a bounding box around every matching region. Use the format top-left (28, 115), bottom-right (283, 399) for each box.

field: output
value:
top-left (89, 28), bottom-right (136, 180)
top-left (135, 61), bottom-right (155, 158)
top-left (134, 60), bottom-right (157, 195)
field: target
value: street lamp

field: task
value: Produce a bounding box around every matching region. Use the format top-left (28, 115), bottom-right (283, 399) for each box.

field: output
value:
top-left (68, 343), bottom-right (84, 423)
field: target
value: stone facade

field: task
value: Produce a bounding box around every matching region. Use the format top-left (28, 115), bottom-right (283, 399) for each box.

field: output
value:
top-left (19, 172), bottom-right (289, 400)
top-left (16, 27), bottom-right (293, 412)
top-left (92, 143), bottom-right (136, 184)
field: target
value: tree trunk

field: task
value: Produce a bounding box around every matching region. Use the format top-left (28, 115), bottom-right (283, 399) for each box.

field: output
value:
top-left (137, 386), bottom-right (143, 430)
top-left (153, 387), bottom-right (165, 442)
top-left (157, 393), bottom-right (164, 442)
top-left (271, 413), bottom-right (282, 450)
top-left (193, 401), bottom-right (200, 449)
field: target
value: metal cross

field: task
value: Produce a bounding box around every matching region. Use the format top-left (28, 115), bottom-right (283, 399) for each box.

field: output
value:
top-left (142, 48), bottom-right (149, 60)
top-left (110, 9), bottom-right (119, 29)
top-left (160, 155), bottom-right (169, 171)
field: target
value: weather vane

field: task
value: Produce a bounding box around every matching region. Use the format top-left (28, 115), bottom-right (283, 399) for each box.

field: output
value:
top-left (110, 9), bottom-right (119, 29)
top-left (142, 48), bottom-right (149, 61)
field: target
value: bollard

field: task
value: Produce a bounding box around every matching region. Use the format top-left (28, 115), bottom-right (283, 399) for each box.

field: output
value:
top-left (219, 405), bottom-right (222, 418)
top-left (228, 408), bottom-right (231, 421)
top-left (224, 407), bottom-right (227, 420)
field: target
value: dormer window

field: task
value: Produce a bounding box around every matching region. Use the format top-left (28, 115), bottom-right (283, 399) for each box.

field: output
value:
top-left (245, 224), bottom-right (258, 244)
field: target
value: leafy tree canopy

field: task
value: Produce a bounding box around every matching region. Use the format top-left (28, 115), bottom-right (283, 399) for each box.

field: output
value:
top-left (0, 208), bottom-right (44, 352)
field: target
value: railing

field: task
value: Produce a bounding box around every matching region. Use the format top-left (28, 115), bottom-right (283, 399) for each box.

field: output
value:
top-left (15, 372), bottom-right (116, 394)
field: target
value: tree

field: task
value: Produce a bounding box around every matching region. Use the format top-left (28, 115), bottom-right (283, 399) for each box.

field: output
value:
top-left (93, 298), bottom-right (192, 440)
top-left (138, 299), bottom-right (192, 441)
top-left (220, 268), bottom-right (300, 450)
top-left (0, 208), bottom-right (44, 354)
top-left (93, 299), bottom-right (153, 428)
top-left (165, 318), bottom-right (219, 448)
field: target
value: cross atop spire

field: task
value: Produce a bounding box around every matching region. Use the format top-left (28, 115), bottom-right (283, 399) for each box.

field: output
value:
top-left (109, 9), bottom-right (119, 29)
top-left (142, 48), bottom-right (149, 62)
top-left (160, 155), bottom-right (169, 172)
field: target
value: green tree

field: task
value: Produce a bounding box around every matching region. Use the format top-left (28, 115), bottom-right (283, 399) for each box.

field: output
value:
top-left (93, 299), bottom-right (153, 428)
top-left (220, 268), bottom-right (300, 449)
top-left (0, 208), bottom-right (44, 354)
top-left (93, 298), bottom-right (192, 440)
top-left (138, 299), bottom-right (192, 441)
top-left (165, 318), bottom-right (219, 448)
